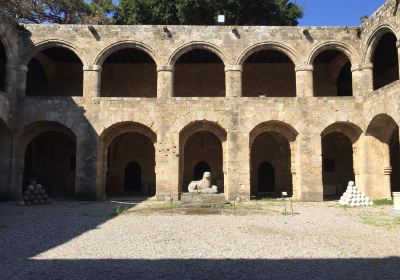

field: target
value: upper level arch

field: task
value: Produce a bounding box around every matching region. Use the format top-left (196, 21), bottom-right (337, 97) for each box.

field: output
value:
top-left (307, 42), bottom-right (359, 67)
top-left (168, 42), bottom-right (227, 66)
top-left (94, 41), bottom-right (158, 66)
top-left (237, 42), bottom-right (300, 66)
top-left (364, 25), bottom-right (398, 63)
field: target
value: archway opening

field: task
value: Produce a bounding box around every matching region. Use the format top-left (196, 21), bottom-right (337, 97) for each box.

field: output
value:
top-left (124, 161), bottom-right (142, 192)
top-left (251, 131), bottom-right (292, 197)
top-left (174, 49), bottom-right (225, 97)
top-left (0, 41), bottom-right (6, 92)
top-left (373, 32), bottom-right (399, 90)
top-left (26, 47), bottom-right (83, 96)
top-left (193, 161), bottom-right (211, 181)
top-left (106, 132), bottom-right (155, 196)
top-left (389, 127), bottom-right (400, 192)
top-left (321, 132), bottom-right (354, 200)
top-left (101, 48), bottom-right (156, 97)
top-left (23, 131), bottom-right (76, 197)
top-left (182, 131), bottom-right (223, 192)
top-left (243, 50), bottom-right (296, 97)
top-left (313, 50), bottom-right (352, 96)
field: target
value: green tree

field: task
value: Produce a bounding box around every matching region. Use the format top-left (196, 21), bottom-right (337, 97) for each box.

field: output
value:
top-left (0, 0), bottom-right (115, 24)
top-left (115, 0), bottom-right (303, 26)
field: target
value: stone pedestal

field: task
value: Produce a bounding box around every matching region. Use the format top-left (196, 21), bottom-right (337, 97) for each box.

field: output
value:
top-left (181, 193), bottom-right (227, 207)
top-left (393, 192), bottom-right (400, 211)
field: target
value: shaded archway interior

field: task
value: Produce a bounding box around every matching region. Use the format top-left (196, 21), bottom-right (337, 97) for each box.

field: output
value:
top-left (105, 132), bottom-right (155, 196)
top-left (174, 49), bottom-right (225, 97)
top-left (243, 50), bottom-right (296, 97)
top-left (0, 41), bottom-right (6, 92)
top-left (313, 50), bottom-right (352, 97)
top-left (322, 132), bottom-right (354, 199)
top-left (101, 48), bottom-right (156, 97)
top-left (26, 47), bottom-right (83, 96)
top-left (250, 131), bottom-right (292, 197)
top-left (373, 32), bottom-right (399, 90)
top-left (23, 131), bottom-right (76, 196)
top-left (182, 131), bottom-right (223, 192)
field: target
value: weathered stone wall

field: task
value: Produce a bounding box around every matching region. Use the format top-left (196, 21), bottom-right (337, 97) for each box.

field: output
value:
top-left (1, 0), bottom-right (400, 201)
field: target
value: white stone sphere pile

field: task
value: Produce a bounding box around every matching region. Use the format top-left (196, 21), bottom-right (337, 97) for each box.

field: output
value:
top-left (18, 183), bottom-right (53, 206)
top-left (339, 181), bottom-right (373, 207)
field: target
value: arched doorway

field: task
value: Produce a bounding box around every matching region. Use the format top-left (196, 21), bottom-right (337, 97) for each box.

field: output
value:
top-left (0, 119), bottom-right (11, 198)
top-left (321, 132), bottom-right (354, 199)
top-left (0, 41), bottom-right (6, 92)
top-left (313, 49), bottom-right (352, 96)
top-left (242, 49), bottom-right (296, 97)
top-left (250, 125), bottom-right (295, 198)
top-left (257, 161), bottom-right (276, 193)
top-left (193, 161), bottom-right (211, 181)
top-left (100, 48), bottom-right (156, 97)
top-left (26, 47), bottom-right (83, 96)
top-left (23, 131), bottom-right (76, 196)
top-left (174, 49), bottom-right (225, 97)
top-left (124, 161), bottom-right (142, 192)
top-left (104, 128), bottom-right (155, 197)
top-left (373, 32), bottom-right (399, 90)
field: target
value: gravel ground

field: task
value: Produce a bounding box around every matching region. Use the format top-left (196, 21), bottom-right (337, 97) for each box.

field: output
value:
top-left (0, 200), bottom-right (399, 280)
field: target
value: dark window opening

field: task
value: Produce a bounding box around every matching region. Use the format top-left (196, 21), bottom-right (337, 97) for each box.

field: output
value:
top-left (0, 42), bottom-right (7, 92)
top-left (257, 161), bottom-right (276, 193)
top-left (323, 159), bottom-right (335, 172)
top-left (193, 161), bottom-right (211, 181)
top-left (124, 161), bottom-right (142, 192)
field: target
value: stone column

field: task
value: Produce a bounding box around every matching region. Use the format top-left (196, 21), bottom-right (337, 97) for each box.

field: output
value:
top-left (5, 63), bottom-right (17, 94)
top-left (225, 65), bottom-right (242, 98)
top-left (295, 65), bottom-right (314, 97)
top-left (296, 133), bottom-right (323, 201)
top-left (351, 63), bottom-right (373, 97)
top-left (83, 65), bottom-right (102, 98)
top-left (75, 124), bottom-right (100, 200)
top-left (157, 65), bottom-right (174, 98)
top-left (396, 40), bottom-right (400, 77)
top-left (16, 65), bottom-right (28, 98)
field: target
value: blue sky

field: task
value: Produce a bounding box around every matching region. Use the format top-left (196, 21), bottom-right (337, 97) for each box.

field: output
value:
top-left (295, 0), bottom-right (386, 26)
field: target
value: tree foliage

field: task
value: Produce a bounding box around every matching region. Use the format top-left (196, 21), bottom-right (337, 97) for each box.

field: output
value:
top-left (0, 0), bottom-right (115, 24)
top-left (115, 0), bottom-right (303, 26)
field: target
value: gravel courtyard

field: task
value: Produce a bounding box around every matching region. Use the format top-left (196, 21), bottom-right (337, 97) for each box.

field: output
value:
top-left (0, 200), bottom-right (399, 279)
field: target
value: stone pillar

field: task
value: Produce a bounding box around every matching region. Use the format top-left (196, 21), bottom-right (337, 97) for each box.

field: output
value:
top-left (351, 64), bottom-right (373, 97)
top-left (16, 65), bottom-right (28, 97)
top-left (5, 63), bottom-right (17, 94)
top-left (75, 124), bottom-right (100, 200)
top-left (396, 40), bottom-right (400, 77)
top-left (83, 65), bottom-right (102, 98)
top-left (225, 65), bottom-right (242, 98)
top-left (295, 65), bottom-right (314, 97)
top-left (296, 133), bottom-right (323, 201)
top-left (393, 192), bottom-right (400, 211)
top-left (157, 65), bottom-right (174, 98)
top-left (155, 133), bottom-right (180, 201)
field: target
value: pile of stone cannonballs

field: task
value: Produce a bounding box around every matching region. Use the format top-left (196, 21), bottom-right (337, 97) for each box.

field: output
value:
top-left (339, 181), bottom-right (373, 207)
top-left (18, 182), bottom-right (53, 206)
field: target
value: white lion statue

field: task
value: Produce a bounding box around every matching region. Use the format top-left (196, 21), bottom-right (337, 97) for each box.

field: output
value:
top-left (188, 171), bottom-right (218, 194)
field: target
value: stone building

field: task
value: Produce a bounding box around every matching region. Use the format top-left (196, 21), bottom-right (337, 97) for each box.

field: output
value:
top-left (1, 0), bottom-right (400, 202)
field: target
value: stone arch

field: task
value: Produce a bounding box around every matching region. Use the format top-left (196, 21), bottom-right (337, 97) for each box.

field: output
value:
top-left (94, 41), bottom-right (158, 66)
top-left (365, 114), bottom-right (400, 198)
top-left (99, 122), bottom-right (157, 197)
top-left (0, 26), bottom-right (16, 94)
top-left (15, 121), bottom-right (77, 197)
top-left (364, 25), bottom-right (398, 64)
top-left (179, 121), bottom-right (227, 194)
top-left (249, 121), bottom-right (298, 198)
top-left (168, 41), bottom-right (227, 66)
top-left (321, 122), bottom-right (362, 199)
top-left (307, 41), bottom-right (359, 66)
top-left (237, 42), bottom-right (300, 66)
top-left (97, 42), bottom-right (157, 98)
top-left (25, 42), bottom-right (84, 96)
top-left (22, 40), bottom-right (86, 67)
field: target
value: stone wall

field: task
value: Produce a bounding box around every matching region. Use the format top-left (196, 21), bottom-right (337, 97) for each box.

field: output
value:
top-left (1, 0), bottom-right (400, 201)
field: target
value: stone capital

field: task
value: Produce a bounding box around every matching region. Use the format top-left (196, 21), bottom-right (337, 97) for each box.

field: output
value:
top-left (295, 65), bottom-right (314, 72)
top-left (83, 65), bottom-right (102, 72)
top-left (224, 65), bottom-right (243, 72)
top-left (157, 65), bottom-right (174, 72)
top-left (396, 40), bottom-right (400, 48)
top-left (358, 63), bottom-right (373, 71)
top-left (16, 65), bottom-right (28, 73)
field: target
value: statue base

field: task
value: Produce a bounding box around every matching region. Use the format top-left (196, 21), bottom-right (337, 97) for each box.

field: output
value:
top-left (181, 193), bottom-right (227, 207)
